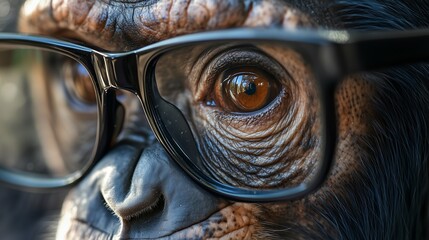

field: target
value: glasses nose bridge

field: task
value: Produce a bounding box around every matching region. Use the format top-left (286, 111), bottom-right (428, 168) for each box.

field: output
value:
top-left (92, 52), bottom-right (140, 93)
top-left (92, 51), bottom-right (160, 144)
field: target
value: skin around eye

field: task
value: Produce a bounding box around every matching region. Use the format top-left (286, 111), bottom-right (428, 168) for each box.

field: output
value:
top-left (214, 66), bottom-right (280, 113)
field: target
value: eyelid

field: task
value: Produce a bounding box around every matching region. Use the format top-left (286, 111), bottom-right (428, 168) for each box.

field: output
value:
top-left (194, 46), bottom-right (293, 103)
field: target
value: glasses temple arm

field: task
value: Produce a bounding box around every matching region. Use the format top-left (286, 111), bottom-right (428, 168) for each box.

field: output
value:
top-left (340, 33), bottom-right (429, 73)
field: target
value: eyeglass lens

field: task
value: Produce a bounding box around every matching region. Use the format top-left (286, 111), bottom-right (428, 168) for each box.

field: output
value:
top-left (153, 42), bottom-right (323, 190)
top-left (0, 47), bottom-right (98, 178)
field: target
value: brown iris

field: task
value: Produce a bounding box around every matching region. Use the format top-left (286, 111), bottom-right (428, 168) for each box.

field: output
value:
top-left (217, 67), bottom-right (279, 112)
top-left (63, 61), bottom-right (96, 104)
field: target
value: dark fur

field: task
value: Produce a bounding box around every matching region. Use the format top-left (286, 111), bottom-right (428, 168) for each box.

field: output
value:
top-left (308, 66), bottom-right (429, 239)
top-left (249, 1), bottom-right (429, 239)
top-left (335, 1), bottom-right (429, 238)
top-left (297, 1), bottom-right (429, 238)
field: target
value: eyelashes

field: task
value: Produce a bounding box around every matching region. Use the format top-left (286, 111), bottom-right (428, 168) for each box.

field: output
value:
top-left (195, 46), bottom-right (293, 116)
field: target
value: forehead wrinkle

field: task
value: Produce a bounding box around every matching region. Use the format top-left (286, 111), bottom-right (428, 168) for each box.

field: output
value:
top-left (19, 0), bottom-right (317, 51)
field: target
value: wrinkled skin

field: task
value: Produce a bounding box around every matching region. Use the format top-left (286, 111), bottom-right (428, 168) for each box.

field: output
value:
top-left (16, 0), bottom-right (429, 239)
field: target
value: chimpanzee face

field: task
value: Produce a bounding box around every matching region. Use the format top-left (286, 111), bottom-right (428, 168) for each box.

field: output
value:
top-left (0, 0), bottom-right (428, 239)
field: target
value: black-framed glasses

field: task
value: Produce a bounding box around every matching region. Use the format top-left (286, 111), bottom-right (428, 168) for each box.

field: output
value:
top-left (0, 28), bottom-right (428, 202)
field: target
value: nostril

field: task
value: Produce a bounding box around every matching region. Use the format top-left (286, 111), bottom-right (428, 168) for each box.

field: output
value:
top-left (92, 143), bottom-right (228, 239)
top-left (122, 194), bottom-right (165, 221)
top-left (117, 195), bottom-right (166, 239)
top-left (98, 146), bottom-right (164, 223)
top-left (110, 189), bottom-right (163, 220)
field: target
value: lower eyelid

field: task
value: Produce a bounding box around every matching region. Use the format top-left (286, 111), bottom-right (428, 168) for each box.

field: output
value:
top-left (199, 87), bottom-right (287, 123)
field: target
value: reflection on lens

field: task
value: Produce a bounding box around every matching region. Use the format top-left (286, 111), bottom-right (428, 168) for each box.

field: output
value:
top-left (0, 47), bottom-right (98, 179)
top-left (154, 41), bottom-right (323, 191)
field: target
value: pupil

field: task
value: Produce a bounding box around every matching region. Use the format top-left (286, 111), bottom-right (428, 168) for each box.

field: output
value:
top-left (244, 81), bottom-right (256, 95)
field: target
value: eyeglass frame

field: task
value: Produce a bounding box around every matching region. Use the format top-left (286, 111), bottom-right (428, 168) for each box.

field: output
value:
top-left (0, 28), bottom-right (428, 202)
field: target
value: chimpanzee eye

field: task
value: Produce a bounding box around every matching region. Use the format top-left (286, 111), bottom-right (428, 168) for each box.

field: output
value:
top-left (214, 66), bottom-right (280, 112)
top-left (63, 60), bottom-right (96, 105)
top-left (154, 43), bottom-right (321, 189)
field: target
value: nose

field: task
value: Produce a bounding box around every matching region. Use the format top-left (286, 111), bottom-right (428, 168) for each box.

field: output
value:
top-left (64, 139), bottom-right (227, 239)
top-left (100, 143), bottom-right (163, 221)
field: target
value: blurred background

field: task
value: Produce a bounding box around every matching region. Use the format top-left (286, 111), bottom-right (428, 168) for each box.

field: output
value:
top-left (0, 0), bottom-right (22, 32)
top-left (0, 0), bottom-right (68, 239)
